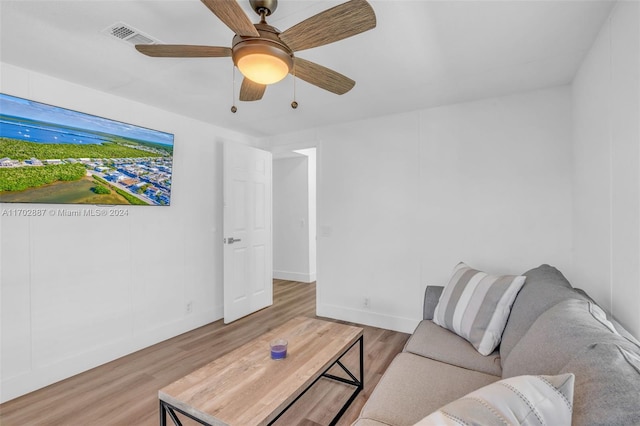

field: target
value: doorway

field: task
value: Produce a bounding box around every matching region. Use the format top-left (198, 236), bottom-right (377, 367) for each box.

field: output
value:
top-left (272, 148), bottom-right (317, 283)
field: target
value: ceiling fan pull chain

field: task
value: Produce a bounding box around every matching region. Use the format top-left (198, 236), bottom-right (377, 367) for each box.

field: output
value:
top-left (291, 63), bottom-right (298, 109)
top-left (231, 65), bottom-right (238, 113)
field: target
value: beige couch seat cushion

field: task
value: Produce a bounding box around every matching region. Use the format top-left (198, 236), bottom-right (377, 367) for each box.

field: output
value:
top-left (350, 419), bottom-right (388, 426)
top-left (404, 320), bottom-right (502, 376)
top-left (353, 353), bottom-right (499, 426)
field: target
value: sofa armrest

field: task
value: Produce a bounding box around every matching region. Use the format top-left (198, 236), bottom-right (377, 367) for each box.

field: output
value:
top-left (424, 286), bottom-right (444, 320)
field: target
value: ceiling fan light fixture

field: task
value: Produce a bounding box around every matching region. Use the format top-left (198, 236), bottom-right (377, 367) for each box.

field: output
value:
top-left (237, 52), bottom-right (289, 85)
top-left (233, 38), bottom-right (293, 85)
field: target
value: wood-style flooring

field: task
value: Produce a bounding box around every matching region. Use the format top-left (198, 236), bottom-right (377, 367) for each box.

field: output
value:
top-left (0, 280), bottom-right (410, 426)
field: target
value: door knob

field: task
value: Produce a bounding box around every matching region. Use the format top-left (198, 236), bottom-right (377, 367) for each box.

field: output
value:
top-left (224, 237), bottom-right (242, 244)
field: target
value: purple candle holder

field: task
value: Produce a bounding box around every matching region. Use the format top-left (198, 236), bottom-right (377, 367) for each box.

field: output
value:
top-left (270, 339), bottom-right (288, 360)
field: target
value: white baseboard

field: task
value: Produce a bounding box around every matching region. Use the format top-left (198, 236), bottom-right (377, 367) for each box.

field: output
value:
top-left (317, 303), bottom-right (419, 334)
top-left (0, 308), bottom-right (222, 403)
top-left (273, 270), bottom-right (316, 283)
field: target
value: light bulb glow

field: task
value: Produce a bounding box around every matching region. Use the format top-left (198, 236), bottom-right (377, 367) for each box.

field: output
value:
top-left (237, 53), bottom-right (290, 85)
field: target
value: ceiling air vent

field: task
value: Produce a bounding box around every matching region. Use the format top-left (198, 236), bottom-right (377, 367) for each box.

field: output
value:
top-left (102, 22), bottom-right (160, 46)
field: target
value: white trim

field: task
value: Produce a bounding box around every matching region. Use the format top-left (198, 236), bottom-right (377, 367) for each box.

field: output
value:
top-left (273, 270), bottom-right (316, 283)
top-left (317, 303), bottom-right (418, 334)
top-left (0, 308), bottom-right (222, 403)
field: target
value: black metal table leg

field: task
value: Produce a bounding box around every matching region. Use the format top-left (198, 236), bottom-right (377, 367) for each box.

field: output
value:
top-left (161, 400), bottom-right (203, 426)
top-left (327, 334), bottom-right (364, 426)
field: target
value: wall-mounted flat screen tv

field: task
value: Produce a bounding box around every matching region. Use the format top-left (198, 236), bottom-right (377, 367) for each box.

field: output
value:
top-left (0, 93), bottom-right (174, 206)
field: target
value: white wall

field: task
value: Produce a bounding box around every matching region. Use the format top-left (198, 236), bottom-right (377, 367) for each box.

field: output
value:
top-left (572, 1), bottom-right (640, 337)
top-left (273, 156), bottom-right (312, 282)
top-left (0, 63), bottom-right (257, 402)
top-left (419, 88), bottom-right (574, 284)
top-left (316, 87), bottom-right (573, 333)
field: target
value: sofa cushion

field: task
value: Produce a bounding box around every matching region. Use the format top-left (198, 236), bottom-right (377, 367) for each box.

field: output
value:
top-left (500, 264), bottom-right (587, 363)
top-left (611, 317), bottom-right (640, 347)
top-left (502, 299), bottom-right (636, 378)
top-left (433, 262), bottom-right (526, 356)
top-left (351, 419), bottom-right (388, 426)
top-left (414, 373), bottom-right (574, 426)
top-left (559, 343), bottom-right (640, 425)
top-left (575, 288), bottom-right (640, 347)
top-left (355, 353), bottom-right (499, 426)
top-left (404, 320), bottom-right (502, 376)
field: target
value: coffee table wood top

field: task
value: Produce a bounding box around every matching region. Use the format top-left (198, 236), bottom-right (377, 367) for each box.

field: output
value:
top-left (159, 316), bottom-right (364, 426)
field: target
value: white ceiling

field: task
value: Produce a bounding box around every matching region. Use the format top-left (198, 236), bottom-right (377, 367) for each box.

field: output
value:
top-left (0, 0), bottom-right (615, 138)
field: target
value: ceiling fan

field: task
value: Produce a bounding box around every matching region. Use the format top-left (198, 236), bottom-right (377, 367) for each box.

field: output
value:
top-left (135, 0), bottom-right (376, 105)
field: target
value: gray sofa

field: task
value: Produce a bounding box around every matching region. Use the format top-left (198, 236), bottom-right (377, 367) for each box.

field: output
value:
top-left (353, 265), bottom-right (640, 425)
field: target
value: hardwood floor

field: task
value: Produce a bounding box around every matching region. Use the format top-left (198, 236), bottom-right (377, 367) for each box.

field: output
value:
top-left (0, 280), bottom-right (409, 426)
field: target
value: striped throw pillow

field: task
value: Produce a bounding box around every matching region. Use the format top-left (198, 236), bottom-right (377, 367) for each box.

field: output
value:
top-left (433, 262), bottom-right (526, 356)
top-left (414, 373), bottom-right (574, 426)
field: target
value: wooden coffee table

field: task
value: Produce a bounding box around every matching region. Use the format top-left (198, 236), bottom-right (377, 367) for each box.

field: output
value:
top-left (159, 316), bottom-right (364, 426)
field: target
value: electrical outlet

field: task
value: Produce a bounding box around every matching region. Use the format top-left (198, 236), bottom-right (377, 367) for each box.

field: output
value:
top-left (186, 301), bottom-right (193, 314)
top-left (363, 297), bottom-right (370, 309)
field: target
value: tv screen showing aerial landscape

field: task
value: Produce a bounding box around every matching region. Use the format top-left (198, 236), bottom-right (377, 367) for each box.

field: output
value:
top-left (0, 93), bottom-right (174, 206)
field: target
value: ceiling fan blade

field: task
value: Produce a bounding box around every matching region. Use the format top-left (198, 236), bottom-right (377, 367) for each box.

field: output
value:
top-left (135, 44), bottom-right (232, 58)
top-left (239, 78), bottom-right (266, 101)
top-left (292, 58), bottom-right (355, 95)
top-left (200, 0), bottom-right (259, 37)
top-left (279, 0), bottom-right (376, 52)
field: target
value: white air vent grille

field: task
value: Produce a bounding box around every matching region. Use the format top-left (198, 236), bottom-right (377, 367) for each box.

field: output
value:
top-left (111, 25), bottom-right (135, 40)
top-left (102, 22), bottom-right (160, 46)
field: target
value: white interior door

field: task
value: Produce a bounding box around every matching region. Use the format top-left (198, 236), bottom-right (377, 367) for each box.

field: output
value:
top-left (223, 143), bottom-right (273, 324)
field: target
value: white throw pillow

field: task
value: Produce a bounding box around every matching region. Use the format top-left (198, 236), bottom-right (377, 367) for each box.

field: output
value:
top-left (414, 373), bottom-right (574, 426)
top-left (433, 262), bottom-right (526, 355)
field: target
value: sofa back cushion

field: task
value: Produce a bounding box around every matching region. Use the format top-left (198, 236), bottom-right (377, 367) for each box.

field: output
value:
top-left (559, 343), bottom-right (640, 425)
top-left (502, 298), bottom-right (637, 378)
top-left (500, 264), bottom-right (586, 362)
